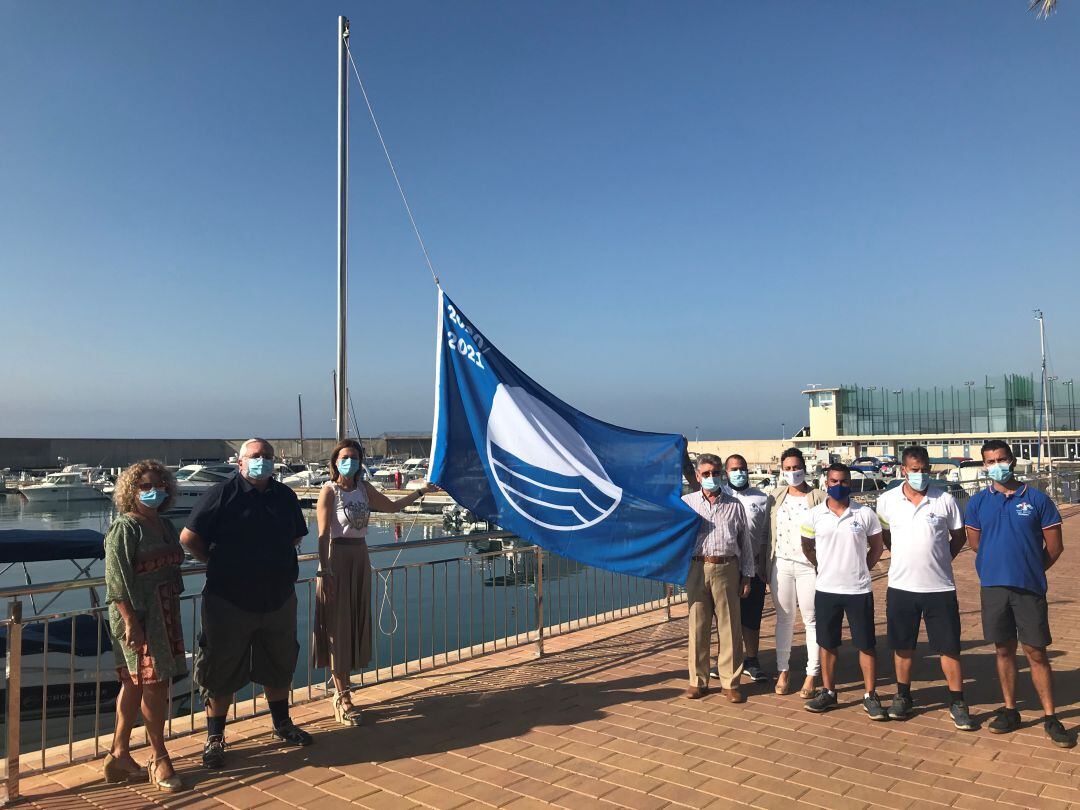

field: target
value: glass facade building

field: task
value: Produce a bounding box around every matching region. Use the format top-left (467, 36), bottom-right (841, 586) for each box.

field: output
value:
top-left (834, 374), bottom-right (1079, 436)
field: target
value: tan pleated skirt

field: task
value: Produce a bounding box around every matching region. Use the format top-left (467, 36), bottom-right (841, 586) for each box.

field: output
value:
top-left (313, 537), bottom-right (373, 678)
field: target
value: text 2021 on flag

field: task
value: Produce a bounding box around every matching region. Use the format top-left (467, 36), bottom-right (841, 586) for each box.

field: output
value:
top-left (428, 289), bottom-right (700, 584)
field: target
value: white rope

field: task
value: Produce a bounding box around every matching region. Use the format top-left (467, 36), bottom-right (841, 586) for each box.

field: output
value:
top-left (376, 508), bottom-right (423, 636)
top-left (344, 40), bottom-right (440, 287)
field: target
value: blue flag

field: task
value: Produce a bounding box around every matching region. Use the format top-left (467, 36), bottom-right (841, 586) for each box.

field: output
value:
top-left (428, 289), bottom-right (700, 584)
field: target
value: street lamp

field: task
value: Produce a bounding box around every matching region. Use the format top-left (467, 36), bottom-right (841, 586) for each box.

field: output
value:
top-left (1048, 376), bottom-right (1059, 429)
top-left (781, 422), bottom-right (786, 441)
top-left (964, 381), bottom-right (975, 431)
top-left (694, 425), bottom-right (699, 443)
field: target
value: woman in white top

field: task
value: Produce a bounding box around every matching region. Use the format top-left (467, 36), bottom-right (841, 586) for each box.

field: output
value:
top-left (314, 439), bottom-right (433, 724)
top-left (767, 448), bottom-right (826, 698)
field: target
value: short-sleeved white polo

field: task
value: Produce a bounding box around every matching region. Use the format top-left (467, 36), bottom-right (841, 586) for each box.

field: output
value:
top-left (801, 501), bottom-right (882, 595)
top-left (876, 485), bottom-right (963, 593)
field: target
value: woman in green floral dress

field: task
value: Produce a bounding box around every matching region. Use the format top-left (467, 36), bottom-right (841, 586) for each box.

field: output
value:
top-left (103, 460), bottom-right (186, 791)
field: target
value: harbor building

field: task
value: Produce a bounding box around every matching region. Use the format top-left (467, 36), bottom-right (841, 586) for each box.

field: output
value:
top-left (793, 373), bottom-right (1080, 463)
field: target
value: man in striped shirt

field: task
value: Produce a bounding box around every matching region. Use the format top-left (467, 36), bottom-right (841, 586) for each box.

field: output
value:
top-left (681, 454), bottom-right (755, 702)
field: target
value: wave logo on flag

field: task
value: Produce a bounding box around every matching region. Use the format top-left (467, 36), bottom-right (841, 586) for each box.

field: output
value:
top-left (428, 289), bottom-right (701, 584)
top-left (486, 384), bottom-right (622, 530)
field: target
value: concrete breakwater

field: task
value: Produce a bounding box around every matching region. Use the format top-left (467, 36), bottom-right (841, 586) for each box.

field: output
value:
top-left (0, 435), bottom-right (432, 470)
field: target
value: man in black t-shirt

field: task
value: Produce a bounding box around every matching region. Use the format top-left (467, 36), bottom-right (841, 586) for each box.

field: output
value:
top-left (180, 438), bottom-right (311, 769)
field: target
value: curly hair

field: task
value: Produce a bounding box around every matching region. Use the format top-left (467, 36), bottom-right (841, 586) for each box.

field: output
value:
top-left (113, 459), bottom-right (177, 514)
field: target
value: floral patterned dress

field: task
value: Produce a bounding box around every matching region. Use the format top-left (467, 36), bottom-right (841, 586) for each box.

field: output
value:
top-left (104, 514), bottom-right (187, 684)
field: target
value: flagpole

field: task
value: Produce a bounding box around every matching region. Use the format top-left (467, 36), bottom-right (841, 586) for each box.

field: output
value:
top-left (335, 15), bottom-right (350, 441)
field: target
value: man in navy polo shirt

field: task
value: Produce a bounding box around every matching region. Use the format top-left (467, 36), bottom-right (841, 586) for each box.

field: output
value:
top-left (965, 440), bottom-right (1071, 748)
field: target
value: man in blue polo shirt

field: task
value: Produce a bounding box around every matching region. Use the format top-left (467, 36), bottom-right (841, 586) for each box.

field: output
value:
top-left (965, 440), bottom-right (1071, 748)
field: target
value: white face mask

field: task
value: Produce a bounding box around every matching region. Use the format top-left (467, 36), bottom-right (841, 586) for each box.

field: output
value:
top-left (782, 469), bottom-right (806, 487)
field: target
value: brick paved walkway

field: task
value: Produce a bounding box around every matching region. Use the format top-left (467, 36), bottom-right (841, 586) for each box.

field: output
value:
top-left (14, 509), bottom-right (1080, 809)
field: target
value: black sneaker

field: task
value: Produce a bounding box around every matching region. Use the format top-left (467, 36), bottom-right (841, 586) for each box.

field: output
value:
top-left (743, 660), bottom-right (770, 683)
top-left (271, 721), bottom-right (313, 747)
top-left (988, 707), bottom-right (1022, 734)
top-left (888, 694), bottom-right (913, 721)
top-left (202, 734), bottom-right (227, 769)
top-left (950, 701), bottom-right (976, 731)
top-left (1043, 717), bottom-right (1074, 749)
top-left (709, 666), bottom-right (720, 679)
top-left (805, 689), bottom-right (838, 713)
top-left (864, 693), bottom-right (888, 721)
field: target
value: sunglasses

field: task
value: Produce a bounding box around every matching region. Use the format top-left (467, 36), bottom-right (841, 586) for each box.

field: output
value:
top-left (137, 482), bottom-right (163, 492)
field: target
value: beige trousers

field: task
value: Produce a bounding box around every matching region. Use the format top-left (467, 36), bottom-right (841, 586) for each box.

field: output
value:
top-left (686, 559), bottom-right (744, 689)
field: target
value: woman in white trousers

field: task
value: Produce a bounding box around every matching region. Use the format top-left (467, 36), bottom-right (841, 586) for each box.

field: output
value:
top-left (767, 449), bottom-right (827, 698)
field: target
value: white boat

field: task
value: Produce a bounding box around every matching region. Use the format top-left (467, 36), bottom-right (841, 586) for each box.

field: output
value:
top-left (281, 466), bottom-right (331, 489)
top-left (0, 530), bottom-right (192, 722)
top-left (20, 472), bottom-right (109, 503)
top-left (169, 463), bottom-right (237, 512)
top-left (0, 620), bottom-right (193, 722)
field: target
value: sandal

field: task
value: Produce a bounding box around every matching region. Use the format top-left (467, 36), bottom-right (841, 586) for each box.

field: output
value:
top-left (146, 755), bottom-right (184, 792)
top-left (332, 692), bottom-right (363, 726)
top-left (799, 676), bottom-right (818, 699)
top-left (774, 672), bottom-right (790, 696)
top-left (103, 752), bottom-right (147, 784)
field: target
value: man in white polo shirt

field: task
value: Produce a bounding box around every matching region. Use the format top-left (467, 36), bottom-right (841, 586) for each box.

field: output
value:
top-left (876, 446), bottom-right (973, 730)
top-left (801, 463), bottom-right (886, 718)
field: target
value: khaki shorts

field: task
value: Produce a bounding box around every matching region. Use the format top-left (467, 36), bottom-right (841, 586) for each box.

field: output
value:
top-left (194, 590), bottom-right (299, 699)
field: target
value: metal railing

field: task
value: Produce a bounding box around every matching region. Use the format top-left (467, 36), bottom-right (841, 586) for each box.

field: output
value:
top-left (1, 530), bottom-right (683, 803)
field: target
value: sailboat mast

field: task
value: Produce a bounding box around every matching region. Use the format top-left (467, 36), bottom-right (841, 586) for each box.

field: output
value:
top-left (335, 15), bottom-right (350, 441)
top-left (1035, 309), bottom-right (1051, 473)
top-left (297, 393), bottom-right (305, 461)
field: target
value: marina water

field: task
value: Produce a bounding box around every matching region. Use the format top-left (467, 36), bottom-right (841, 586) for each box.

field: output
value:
top-left (1, 494), bottom-right (667, 754)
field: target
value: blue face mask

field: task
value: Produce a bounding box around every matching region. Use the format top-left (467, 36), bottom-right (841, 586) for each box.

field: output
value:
top-left (987, 463), bottom-right (1012, 483)
top-left (138, 488), bottom-right (168, 509)
top-left (337, 457), bottom-right (359, 478)
top-left (246, 457), bottom-right (273, 480)
top-left (700, 476), bottom-right (722, 492)
top-left (907, 472), bottom-right (929, 492)
top-left (827, 484), bottom-right (851, 501)
top-left (727, 470), bottom-right (749, 489)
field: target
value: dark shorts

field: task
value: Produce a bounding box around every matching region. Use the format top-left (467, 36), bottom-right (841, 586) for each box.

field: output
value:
top-left (980, 586), bottom-right (1052, 648)
top-left (194, 590), bottom-right (299, 699)
top-left (816, 591), bottom-right (876, 651)
top-left (740, 576), bottom-right (767, 631)
top-left (886, 587), bottom-right (961, 655)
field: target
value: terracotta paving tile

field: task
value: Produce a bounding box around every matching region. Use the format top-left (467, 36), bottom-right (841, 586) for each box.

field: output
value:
top-left (500, 798), bottom-right (554, 810)
top-left (798, 787), bottom-right (870, 809)
top-left (889, 780), bottom-right (957, 806)
top-left (550, 771), bottom-right (619, 799)
top-left (209, 782), bottom-right (278, 809)
top-left (649, 781), bottom-right (715, 809)
top-left (841, 784), bottom-right (916, 810)
top-left (318, 775), bottom-right (381, 800)
top-left (354, 793), bottom-right (423, 810)
top-left (599, 767), bottom-right (667, 793)
top-left (404, 785), bottom-right (472, 810)
top-left (642, 764), bottom-right (710, 790)
top-left (300, 794), bottom-right (364, 810)
top-left (741, 773), bottom-right (809, 800)
top-left (599, 785), bottom-right (671, 810)
top-left (464, 764), bottom-right (527, 789)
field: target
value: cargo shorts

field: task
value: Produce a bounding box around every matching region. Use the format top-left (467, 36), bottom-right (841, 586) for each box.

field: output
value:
top-left (194, 590), bottom-right (299, 699)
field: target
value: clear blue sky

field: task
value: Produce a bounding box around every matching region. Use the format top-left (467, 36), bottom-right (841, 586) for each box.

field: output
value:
top-left (3, 2), bottom-right (1078, 440)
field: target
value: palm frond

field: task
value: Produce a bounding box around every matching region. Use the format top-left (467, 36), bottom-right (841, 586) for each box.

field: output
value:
top-left (1029, 0), bottom-right (1058, 19)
